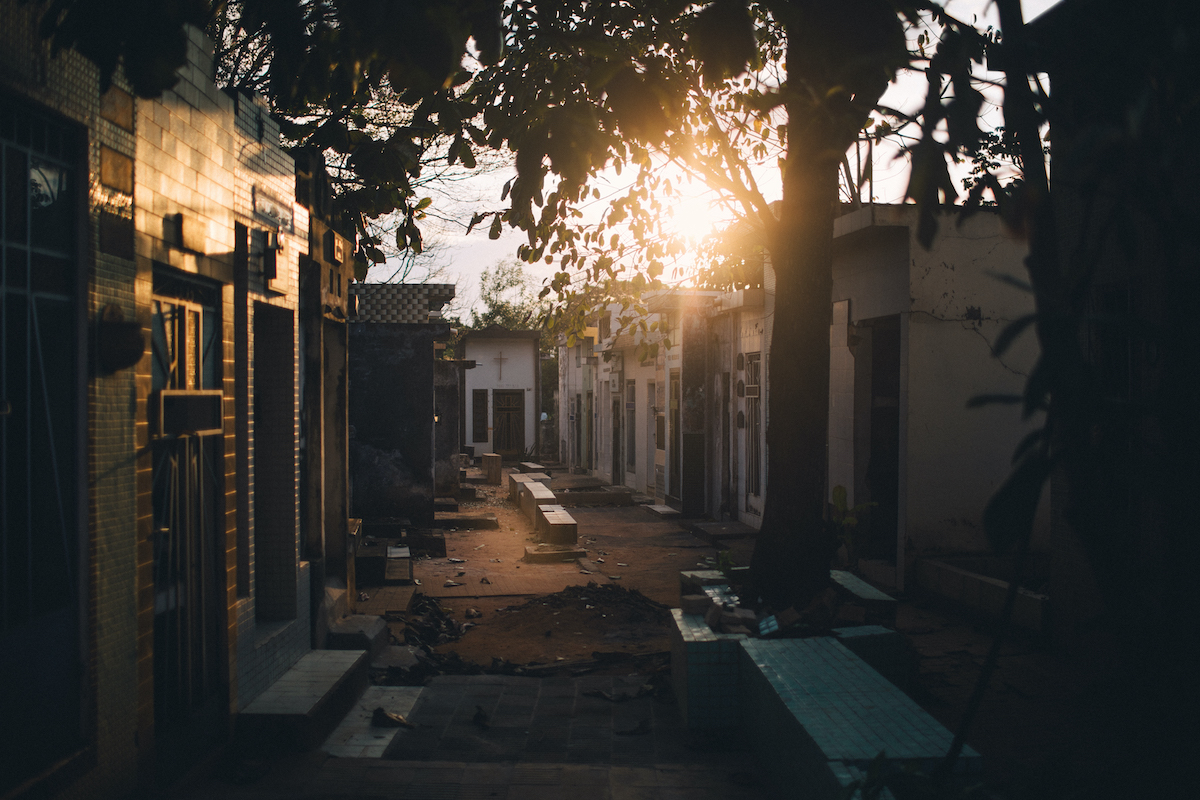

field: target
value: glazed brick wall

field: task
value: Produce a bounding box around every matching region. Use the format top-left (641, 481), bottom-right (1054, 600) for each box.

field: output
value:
top-left (1, 4), bottom-right (142, 797)
top-left (130, 26), bottom-right (310, 715)
top-left (1, 10), bottom-right (312, 796)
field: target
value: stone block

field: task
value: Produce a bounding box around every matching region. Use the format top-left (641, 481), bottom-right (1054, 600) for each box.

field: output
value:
top-left (719, 607), bottom-right (757, 629)
top-left (518, 480), bottom-right (557, 521)
top-left (535, 504), bottom-right (577, 544)
top-left (680, 569), bottom-right (729, 595)
top-left (680, 594), bottom-right (713, 615)
top-left (507, 471), bottom-right (533, 501)
top-left (482, 453), bottom-right (502, 484)
top-left (327, 615), bottom-right (389, 660)
top-left (830, 569), bottom-right (897, 628)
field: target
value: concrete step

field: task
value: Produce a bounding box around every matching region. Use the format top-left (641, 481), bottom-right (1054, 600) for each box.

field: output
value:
top-left (237, 650), bottom-right (370, 752)
top-left (320, 685), bottom-right (424, 758)
top-left (646, 504), bottom-right (680, 518)
top-left (554, 490), bottom-right (634, 507)
top-left (685, 520), bottom-right (759, 544)
top-left (328, 614), bottom-right (390, 660)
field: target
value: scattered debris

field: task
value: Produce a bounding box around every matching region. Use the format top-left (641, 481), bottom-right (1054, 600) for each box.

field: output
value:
top-left (358, 591), bottom-right (370, 602)
top-left (371, 707), bottom-right (416, 728)
top-left (444, 580), bottom-right (463, 587)
top-left (448, 557), bottom-right (466, 563)
top-left (480, 576), bottom-right (492, 584)
top-left (474, 544), bottom-right (486, 550)
top-left (399, 595), bottom-right (467, 650)
top-left (608, 575), bottom-right (622, 580)
top-left (472, 705), bottom-right (490, 730)
top-left (617, 563), bottom-right (629, 567)
top-left (465, 607), bottom-right (482, 619)
top-left (456, 571), bottom-right (466, 577)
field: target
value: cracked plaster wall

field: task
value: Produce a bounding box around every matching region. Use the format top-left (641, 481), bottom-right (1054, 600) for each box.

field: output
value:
top-left (832, 205), bottom-right (1050, 563)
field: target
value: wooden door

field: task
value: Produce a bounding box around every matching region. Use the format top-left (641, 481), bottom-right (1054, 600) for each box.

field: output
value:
top-left (493, 390), bottom-right (524, 458)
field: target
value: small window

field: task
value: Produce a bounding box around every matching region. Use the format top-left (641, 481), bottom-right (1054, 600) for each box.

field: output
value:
top-left (472, 389), bottom-right (488, 442)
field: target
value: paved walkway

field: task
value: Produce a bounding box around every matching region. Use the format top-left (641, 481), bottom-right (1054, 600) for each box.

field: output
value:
top-left (172, 674), bottom-right (767, 800)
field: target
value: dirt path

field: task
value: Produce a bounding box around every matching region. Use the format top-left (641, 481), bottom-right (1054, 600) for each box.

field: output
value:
top-left (395, 466), bottom-right (755, 666)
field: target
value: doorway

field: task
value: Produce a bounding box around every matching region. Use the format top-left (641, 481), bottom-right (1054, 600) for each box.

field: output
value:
top-left (0, 109), bottom-right (85, 794)
top-left (150, 276), bottom-right (226, 783)
top-left (668, 370), bottom-right (681, 501)
top-left (863, 316), bottom-right (900, 562)
top-left (493, 389), bottom-right (525, 458)
top-left (611, 396), bottom-right (623, 486)
top-left (646, 381), bottom-right (656, 492)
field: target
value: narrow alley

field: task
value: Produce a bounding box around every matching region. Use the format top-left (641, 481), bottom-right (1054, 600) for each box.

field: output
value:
top-left (170, 462), bottom-right (1096, 800)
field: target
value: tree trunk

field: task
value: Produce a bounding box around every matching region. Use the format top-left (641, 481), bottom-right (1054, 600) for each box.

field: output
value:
top-left (749, 133), bottom-right (840, 610)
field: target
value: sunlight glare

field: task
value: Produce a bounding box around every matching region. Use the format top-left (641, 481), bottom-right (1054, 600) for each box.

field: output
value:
top-left (664, 191), bottom-right (735, 246)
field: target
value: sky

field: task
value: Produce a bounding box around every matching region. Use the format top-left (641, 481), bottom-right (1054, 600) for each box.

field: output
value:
top-left (366, 0), bottom-right (1063, 317)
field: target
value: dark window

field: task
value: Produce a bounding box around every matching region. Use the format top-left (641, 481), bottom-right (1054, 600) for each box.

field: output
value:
top-left (1, 98), bottom-right (84, 794)
top-left (626, 380), bottom-right (636, 470)
top-left (746, 352), bottom-right (762, 497)
top-left (472, 389), bottom-right (488, 442)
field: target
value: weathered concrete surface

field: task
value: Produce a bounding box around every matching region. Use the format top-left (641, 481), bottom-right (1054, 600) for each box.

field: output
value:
top-left (349, 323), bottom-right (448, 526)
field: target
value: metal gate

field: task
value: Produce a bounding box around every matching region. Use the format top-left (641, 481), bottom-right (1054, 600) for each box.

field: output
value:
top-left (0, 97), bottom-right (84, 796)
top-left (149, 276), bottom-right (224, 780)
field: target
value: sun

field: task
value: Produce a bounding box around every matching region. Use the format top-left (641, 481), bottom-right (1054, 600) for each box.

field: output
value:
top-left (663, 191), bottom-right (735, 246)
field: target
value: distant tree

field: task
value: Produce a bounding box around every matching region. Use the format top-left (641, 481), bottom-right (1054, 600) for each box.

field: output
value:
top-left (470, 260), bottom-right (543, 331)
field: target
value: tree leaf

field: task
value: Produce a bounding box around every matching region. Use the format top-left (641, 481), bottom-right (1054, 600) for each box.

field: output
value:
top-left (992, 313), bottom-right (1036, 358)
top-left (688, 0), bottom-right (756, 83)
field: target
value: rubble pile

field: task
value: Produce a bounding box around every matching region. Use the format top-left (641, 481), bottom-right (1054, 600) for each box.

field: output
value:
top-left (504, 581), bottom-right (670, 621)
top-left (399, 594), bottom-right (468, 648)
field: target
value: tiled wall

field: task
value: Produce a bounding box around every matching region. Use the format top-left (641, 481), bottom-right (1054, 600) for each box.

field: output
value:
top-left (739, 637), bottom-right (981, 799)
top-left (1, 5), bottom-right (142, 796)
top-left (2, 13), bottom-right (316, 795)
top-left (668, 607), bottom-right (746, 731)
top-left (235, 561), bottom-right (311, 706)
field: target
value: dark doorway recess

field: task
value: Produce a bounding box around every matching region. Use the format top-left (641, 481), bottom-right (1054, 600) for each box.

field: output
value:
top-left (493, 389), bottom-right (525, 458)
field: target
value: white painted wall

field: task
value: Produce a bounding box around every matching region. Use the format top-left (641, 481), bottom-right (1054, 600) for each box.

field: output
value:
top-left (904, 209), bottom-right (1049, 554)
top-left (829, 205), bottom-right (1050, 570)
top-left (462, 336), bottom-right (537, 454)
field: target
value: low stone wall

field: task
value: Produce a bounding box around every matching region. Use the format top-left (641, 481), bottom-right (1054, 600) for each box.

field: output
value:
top-left (915, 558), bottom-right (1047, 631)
top-left (668, 609), bottom-right (747, 732)
top-left (740, 637), bottom-right (981, 799)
